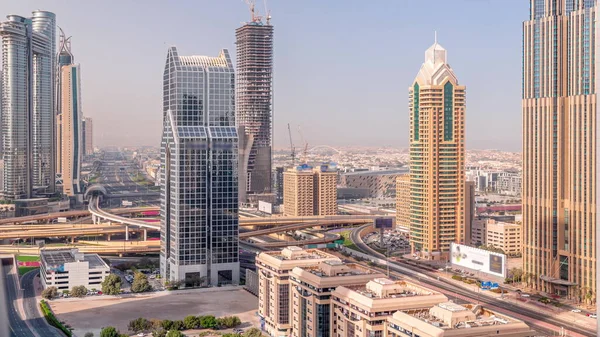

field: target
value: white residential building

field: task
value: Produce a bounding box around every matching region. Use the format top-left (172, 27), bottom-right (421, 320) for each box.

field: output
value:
top-left (40, 249), bottom-right (110, 290)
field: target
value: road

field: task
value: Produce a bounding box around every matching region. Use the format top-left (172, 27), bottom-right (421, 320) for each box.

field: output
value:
top-left (21, 269), bottom-right (63, 337)
top-left (2, 265), bottom-right (34, 337)
top-left (350, 225), bottom-right (595, 337)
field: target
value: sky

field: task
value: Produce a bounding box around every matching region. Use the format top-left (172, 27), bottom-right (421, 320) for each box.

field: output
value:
top-left (2, 0), bottom-right (528, 151)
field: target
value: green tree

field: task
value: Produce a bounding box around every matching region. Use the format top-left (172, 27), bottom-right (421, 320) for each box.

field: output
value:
top-left (244, 327), bottom-right (263, 337)
top-left (184, 315), bottom-right (200, 329)
top-left (101, 274), bottom-right (122, 295)
top-left (166, 330), bottom-right (185, 337)
top-left (161, 320), bottom-right (174, 330)
top-left (131, 272), bottom-right (152, 293)
top-left (151, 329), bottom-right (167, 337)
top-left (84, 333), bottom-right (94, 337)
top-left (100, 326), bottom-right (120, 337)
top-left (71, 285), bottom-right (87, 298)
top-left (217, 316), bottom-right (242, 328)
top-left (41, 286), bottom-right (58, 300)
top-left (128, 317), bottom-right (152, 333)
top-left (172, 320), bottom-right (185, 331)
top-left (200, 315), bottom-right (218, 329)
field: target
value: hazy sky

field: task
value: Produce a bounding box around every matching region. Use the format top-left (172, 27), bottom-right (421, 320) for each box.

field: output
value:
top-left (2, 0), bottom-right (527, 151)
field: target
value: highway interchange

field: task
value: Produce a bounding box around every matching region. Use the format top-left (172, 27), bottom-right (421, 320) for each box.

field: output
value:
top-left (0, 150), bottom-right (596, 336)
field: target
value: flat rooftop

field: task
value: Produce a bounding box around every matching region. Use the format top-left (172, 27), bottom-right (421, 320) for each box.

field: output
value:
top-left (302, 261), bottom-right (378, 278)
top-left (41, 249), bottom-right (108, 270)
top-left (410, 302), bottom-right (514, 329)
top-left (346, 278), bottom-right (435, 299)
top-left (265, 246), bottom-right (336, 261)
top-left (342, 168), bottom-right (408, 177)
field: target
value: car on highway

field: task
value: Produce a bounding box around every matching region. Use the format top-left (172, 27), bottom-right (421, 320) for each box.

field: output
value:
top-left (572, 309), bottom-right (582, 313)
top-left (520, 294), bottom-right (530, 297)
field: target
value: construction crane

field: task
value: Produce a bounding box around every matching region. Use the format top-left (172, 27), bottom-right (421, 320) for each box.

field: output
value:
top-left (298, 125), bottom-right (309, 164)
top-left (287, 123), bottom-right (296, 166)
top-left (242, 0), bottom-right (271, 24)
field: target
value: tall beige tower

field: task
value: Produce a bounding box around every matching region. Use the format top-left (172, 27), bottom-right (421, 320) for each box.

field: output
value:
top-left (395, 174), bottom-right (410, 229)
top-left (60, 64), bottom-right (83, 196)
top-left (409, 38), bottom-right (466, 260)
top-left (523, 0), bottom-right (596, 301)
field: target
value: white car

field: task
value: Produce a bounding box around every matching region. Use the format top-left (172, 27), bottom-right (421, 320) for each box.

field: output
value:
top-left (572, 309), bottom-right (582, 313)
top-left (590, 314), bottom-right (597, 318)
top-left (137, 334), bottom-right (145, 337)
top-left (520, 294), bottom-right (530, 297)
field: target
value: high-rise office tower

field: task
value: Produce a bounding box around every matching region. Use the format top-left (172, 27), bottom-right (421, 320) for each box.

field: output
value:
top-left (409, 38), bottom-right (466, 260)
top-left (83, 117), bottom-right (93, 155)
top-left (55, 28), bottom-right (73, 180)
top-left (59, 64), bottom-right (82, 197)
top-left (236, 17), bottom-right (274, 201)
top-left (0, 11), bottom-right (56, 199)
top-left (523, 0), bottom-right (597, 300)
top-left (160, 47), bottom-right (239, 286)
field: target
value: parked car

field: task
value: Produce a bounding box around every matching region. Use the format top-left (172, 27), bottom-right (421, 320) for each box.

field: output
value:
top-left (572, 309), bottom-right (582, 313)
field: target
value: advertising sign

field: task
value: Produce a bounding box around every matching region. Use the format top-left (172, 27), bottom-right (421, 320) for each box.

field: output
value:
top-left (450, 243), bottom-right (506, 278)
top-left (258, 201), bottom-right (273, 214)
top-left (374, 217), bottom-right (394, 229)
top-left (57, 217), bottom-right (67, 223)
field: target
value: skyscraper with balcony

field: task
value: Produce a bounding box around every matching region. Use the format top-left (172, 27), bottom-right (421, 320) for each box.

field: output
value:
top-left (236, 19), bottom-right (274, 201)
top-left (408, 39), bottom-right (466, 260)
top-left (522, 0), bottom-right (596, 301)
top-left (160, 47), bottom-right (239, 286)
top-left (0, 11), bottom-right (56, 199)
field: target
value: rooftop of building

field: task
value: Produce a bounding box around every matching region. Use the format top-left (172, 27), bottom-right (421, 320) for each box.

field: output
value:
top-left (41, 249), bottom-right (108, 270)
top-left (259, 246), bottom-right (339, 262)
top-left (294, 261), bottom-right (380, 278)
top-left (392, 302), bottom-right (523, 332)
top-left (342, 168), bottom-right (408, 177)
top-left (343, 278), bottom-right (437, 299)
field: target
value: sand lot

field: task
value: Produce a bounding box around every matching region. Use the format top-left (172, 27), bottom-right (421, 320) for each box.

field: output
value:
top-left (50, 287), bottom-right (259, 337)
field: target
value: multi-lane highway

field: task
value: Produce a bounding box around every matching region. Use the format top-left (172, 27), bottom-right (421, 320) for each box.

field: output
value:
top-left (21, 270), bottom-right (63, 337)
top-left (3, 265), bottom-right (33, 337)
top-left (349, 225), bottom-right (595, 337)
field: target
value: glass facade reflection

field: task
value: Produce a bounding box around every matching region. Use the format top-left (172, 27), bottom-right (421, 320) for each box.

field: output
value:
top-left (160, 47), bottom-right (239, 286)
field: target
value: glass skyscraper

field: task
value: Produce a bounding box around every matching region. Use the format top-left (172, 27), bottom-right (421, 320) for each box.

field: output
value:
top-left (160, 47), bottom-right (240, 286)
top-left (522, 0), bottom-right (596, 301)
top-left (0, 11), bottom-right (56, 199)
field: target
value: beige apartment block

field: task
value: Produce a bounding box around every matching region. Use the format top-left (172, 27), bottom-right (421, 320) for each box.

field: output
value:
top-left (486, 220), bottom-right (521, 257)
top-left (314, 166), bottom-right (338, 216)
top-left (385, 302), bottom-right (535, 337)
top-left (395, 175), bottom-right (410, 230)
top-left (290, 261), bottom-right (384, 337)
top-left (522, 0), bottom-right (597, 300)
top-left (409, 39), bottom-right (466, 260)
top-left (332, 278), bottom-right (448, 337)
top-left (256, 247), bottom-right (340, 337)
top-left (283, 164), bottom-right (338, 217)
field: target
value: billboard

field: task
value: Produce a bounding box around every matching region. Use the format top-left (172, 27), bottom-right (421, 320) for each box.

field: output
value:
top-left (450, 243), bottom-right (506, 278)
top-left (374, 217), bottom-right (394, 229)
top-left (258, 201), bottom-right (272, 214)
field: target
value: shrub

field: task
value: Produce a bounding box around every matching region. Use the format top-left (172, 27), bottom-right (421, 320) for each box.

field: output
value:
top-left (100, 326), bottom-right (121, 337)
top-left (42, 286), bottom-right (58, 300)
top-left (451, 275), bottom-right (463, 281)
top-left (129, 317), bottom-right (152, 333)
top-left (84, 333), bottom-right (94, 337)
top-left (131, 272), bottom-right (152, 293)
top-left (217, 316), bottom-right (241, 329)
top-left (40, 300), bottom-right (72, 336)
top-left (161, 320), bottom-right (174, 330)
top-left (71, 285), bottom-right (87, 298)
top-left (166, 330), bottom-right (185, 337)
top-left (244, 327), bottom-right (263, 337)
top-left (184, 315), bottom-right (200, 329)
top-left (200, 315), bottom-right (218, 329)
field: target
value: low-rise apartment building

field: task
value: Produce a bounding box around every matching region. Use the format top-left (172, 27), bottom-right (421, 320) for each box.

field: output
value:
top-left (40, 249), bottom-right (110, 290)
top-left (256, 247), bottom-right (340, 337)
top-left (385, 301), bottom-right (535, 337)
top-left (331, 278), bottom-right (448, 337)
top-left (486, 220), bottom-right (521, 257)
top-left (290, 261), bottom-right (385, 337)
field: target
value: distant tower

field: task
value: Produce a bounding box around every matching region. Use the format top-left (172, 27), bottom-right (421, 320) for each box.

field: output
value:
top-left (523, 0), bottom-right (597, 301)
top-left (0, 11), bottom-right (57, 199)
top-left (409, 37), bottom-right (466, 260)
top-left (236, 2), bottom-right (274, 201)
top-left (160, 47), bottom-right (240, 286)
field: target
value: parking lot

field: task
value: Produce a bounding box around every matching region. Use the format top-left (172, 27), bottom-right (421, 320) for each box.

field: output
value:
top-left (49, 287), bottom-right (259, 337)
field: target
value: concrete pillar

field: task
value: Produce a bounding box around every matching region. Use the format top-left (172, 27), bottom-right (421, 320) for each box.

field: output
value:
top-left (125, 225), bottom-right (129, 241)
top-left (71, 236), bottom-right (75, 244)
top-left (144, 229), bottom-right (147, 241)
top-left (107, 234), bottom-right (111, 241)
top-left (92, 214), bottom-right (97, 224)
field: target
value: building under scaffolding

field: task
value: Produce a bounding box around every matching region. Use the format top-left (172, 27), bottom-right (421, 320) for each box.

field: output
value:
top-left (236, 21), bottom-right (274, 201)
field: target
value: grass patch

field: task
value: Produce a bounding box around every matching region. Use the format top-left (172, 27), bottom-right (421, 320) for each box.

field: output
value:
top-left (338, 231), bottom-right (360, 251)
top-left (17, 255), bottom-right (40, 262)
top-left (18, 266), bottom-right (38, 275)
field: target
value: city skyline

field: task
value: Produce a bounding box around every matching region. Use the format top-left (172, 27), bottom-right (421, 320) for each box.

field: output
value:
top-left (1, 0), bottom-right (527, 151)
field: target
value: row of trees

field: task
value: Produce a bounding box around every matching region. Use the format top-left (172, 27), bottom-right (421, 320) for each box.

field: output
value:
top-left (42, 285), bottom-right (90, 299)
top-left (127, 315), bottom-right (241, 334)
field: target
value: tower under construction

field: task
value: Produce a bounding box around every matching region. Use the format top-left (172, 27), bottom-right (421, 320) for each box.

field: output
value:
top-left (236, 7), bottom-right (274, 202)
